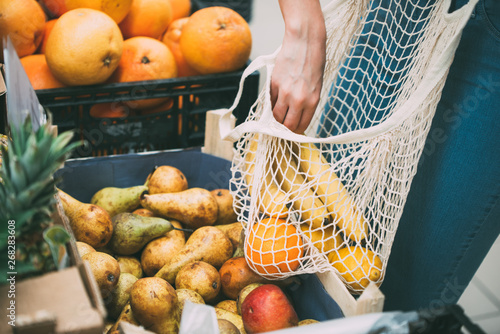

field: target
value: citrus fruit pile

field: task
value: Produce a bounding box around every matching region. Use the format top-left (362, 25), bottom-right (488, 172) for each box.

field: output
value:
top-left (0, 0), bottom-right (252, 116)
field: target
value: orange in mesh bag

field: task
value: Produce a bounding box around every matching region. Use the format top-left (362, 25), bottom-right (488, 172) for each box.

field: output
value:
top-left (244, 217), bottom-right (304, 278)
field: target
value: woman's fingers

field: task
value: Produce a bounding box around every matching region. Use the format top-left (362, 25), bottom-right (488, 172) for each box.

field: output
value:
top-left (282, 98), bottom-right (318, 134)
top-left (271, 76), bottom-right (320, 133)
top-left (282, 107), bottom-right (303, 133)
top-left (272, 102), bottom-right (288, 125)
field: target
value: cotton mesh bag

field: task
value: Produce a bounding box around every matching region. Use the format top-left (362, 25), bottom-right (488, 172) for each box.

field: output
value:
top-left (218, 0), bottom-right (478, 295)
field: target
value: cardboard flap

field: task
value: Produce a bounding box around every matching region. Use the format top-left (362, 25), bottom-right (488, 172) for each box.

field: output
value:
top-left (0, 64), bottom-right (6, 96)
top-left (0, 266), bottom-right (104, 334)
top-left (0, 64), bottom-right (7, 134)
top-left (14, 311), bottom-right (56, 334)
top-left (2, 36), bottom-right (45, 131)
top-left (78, 261), bottom-right (108, 320)
top-left (119, 322), bottom-right (156, 334)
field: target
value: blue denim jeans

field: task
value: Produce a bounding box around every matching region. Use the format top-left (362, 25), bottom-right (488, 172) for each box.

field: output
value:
top-left (382, 0), bottom-right (500, 311)
top-left (319, 0), bottom-right (499, 312)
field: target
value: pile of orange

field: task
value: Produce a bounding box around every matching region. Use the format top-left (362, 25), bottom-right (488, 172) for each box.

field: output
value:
top-left (0, 0), bottom-right (252, 117)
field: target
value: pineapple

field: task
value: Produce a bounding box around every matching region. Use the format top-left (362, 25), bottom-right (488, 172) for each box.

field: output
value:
top-left (0, 114), bottom-right (78, 281)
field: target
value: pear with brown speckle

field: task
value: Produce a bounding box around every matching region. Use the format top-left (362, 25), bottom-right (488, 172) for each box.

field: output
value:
top-left (58, 189), bottom-right (113, 249)
top-left (130, 277), bottom-right (180, 334)
top-left (82, 251), bottom-right (120, 305)
top-left (146, 165), bottom-right (188, 194)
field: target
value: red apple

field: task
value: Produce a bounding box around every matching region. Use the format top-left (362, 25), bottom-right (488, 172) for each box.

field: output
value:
top-left (241, 284), bottom-right (299, 333)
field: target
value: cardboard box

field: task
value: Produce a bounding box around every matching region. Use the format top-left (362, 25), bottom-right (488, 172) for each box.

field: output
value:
top-left (0, 201), bottom-right (106, 334)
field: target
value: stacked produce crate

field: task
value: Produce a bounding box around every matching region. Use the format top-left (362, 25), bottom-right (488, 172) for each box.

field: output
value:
top-left (36, 69), bottom-right (259, 157)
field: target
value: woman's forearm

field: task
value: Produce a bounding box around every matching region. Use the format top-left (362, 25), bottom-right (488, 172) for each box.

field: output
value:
top-left (272, 0), bottom-right (326, 133)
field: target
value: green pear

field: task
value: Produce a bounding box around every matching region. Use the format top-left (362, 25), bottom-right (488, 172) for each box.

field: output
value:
top-left (91, 185), bottom-right (148, 218)
top-left (108, 213), bottom-right (175, 255)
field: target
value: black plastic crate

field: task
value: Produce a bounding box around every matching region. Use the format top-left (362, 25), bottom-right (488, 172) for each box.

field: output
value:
top-left (191, 0), bottom-right (253, 22)
top-left (36, 68), bottom-right (259, 158)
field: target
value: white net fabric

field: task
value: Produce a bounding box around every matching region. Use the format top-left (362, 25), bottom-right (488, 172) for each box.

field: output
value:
top-left (220, 0), bottom-right (478, 294)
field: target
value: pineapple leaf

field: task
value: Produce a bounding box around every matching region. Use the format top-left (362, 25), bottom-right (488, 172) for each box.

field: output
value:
top-left (16, 169), bottom-right (56, 202)
top-left (10, 117), bottom-right (30, 158)
top-left (8, 154), bottom-right (28, 193)
top-left (0, 144), bottom-right (10, 176)
top-left (23, 133), bottom-right (49, 179)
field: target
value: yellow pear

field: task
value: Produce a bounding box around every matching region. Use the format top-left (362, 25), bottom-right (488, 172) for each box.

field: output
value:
top-left (58, 189), bottom-right (113, 249)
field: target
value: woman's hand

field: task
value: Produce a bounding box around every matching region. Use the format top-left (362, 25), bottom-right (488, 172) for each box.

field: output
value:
top-left (271, 0), bottom-right (326, 134)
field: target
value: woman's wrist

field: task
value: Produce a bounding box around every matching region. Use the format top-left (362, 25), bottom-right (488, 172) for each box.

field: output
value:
top-left (279, 0), bottom-right (326, 44)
